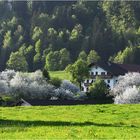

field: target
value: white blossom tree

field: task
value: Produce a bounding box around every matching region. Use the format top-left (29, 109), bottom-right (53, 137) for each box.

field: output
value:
top-left (61, 80), bottom-right (80, 93)
top-left (0, 70), bottom-right (87, 101)
top-left (111, 72), bottom-right (140, 104)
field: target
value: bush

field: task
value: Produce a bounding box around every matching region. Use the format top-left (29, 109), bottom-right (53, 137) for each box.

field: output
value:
top-left (42, 68), bottom-right (50, 80)
top-left (0, 97), bottom-right (3, 106)
top-left (74, 92), bottom-right (87, 100)
top-left (0, 96), bottom-right (16, 106)
top-left (89, 77), bottom-right (109, 99)
top-left (54, 88), bottom-right (75, 100)
top-left (49, 77), bottom-right (62, 88)
top-left (61, 80), bottom-right (80, 93)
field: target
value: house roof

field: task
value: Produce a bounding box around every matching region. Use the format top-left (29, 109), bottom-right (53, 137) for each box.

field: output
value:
top-left (118, 64), bottom-right (140, 73)
top-left (88, 61), bottom-right (140, 76)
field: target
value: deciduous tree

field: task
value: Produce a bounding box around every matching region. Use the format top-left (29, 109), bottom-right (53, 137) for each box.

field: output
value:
top-left (7, 51), bottom-right (28, 72)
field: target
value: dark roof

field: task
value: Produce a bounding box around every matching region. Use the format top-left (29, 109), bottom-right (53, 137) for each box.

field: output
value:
top-left (88, 61), bottom-right (140, 76)
top-left (118, 64), bottom-right (140, 73)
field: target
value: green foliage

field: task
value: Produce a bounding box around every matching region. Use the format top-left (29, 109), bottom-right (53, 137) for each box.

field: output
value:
top-left (45, 49), bottom-right (71, 71)
top-left (67, 59), bottom-right (89, 86)
top-left (0, 96), bottom-right (16, 107)
top-left (49, 77), bottom-right (62, 88)
top-left (33, 53), bottom-right (41, 69)
top-left (70, 24), bottom-right (83, 41)
top-left (7, 51), bottom-right (28, 72)
top-left (2, 30), bottom-right (13, 49)
top-left (59, 48), bottom-right (71, 70)
top-left (45, 51), bottom-right (61, 71)
top-left (89, 77), bottom-right (109, 99)
top-left (32, 27), bottom-right (43, 41)
top-left (78, 51), bottom-right (87, 61)
top-left (0, 1), bottom-right (140, 71)
top-left (42, 68), bottom-right (50, 80)
top-left (102, 1), bottom-right (136, 33)
top-left (35, 39), bottom-right (41, 53)
top-left (113, 46), bottom-right (140, 64)
top-left (25, 45), bottom-right (34, 71)
top-left (87, 50), bottom-right (101, 64)
top-left (33, 39), bottom-right (42, 70)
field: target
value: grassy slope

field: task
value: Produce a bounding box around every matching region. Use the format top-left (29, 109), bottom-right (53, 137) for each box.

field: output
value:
top-left (49, 71), bottom-right (72, 80)
top-left (0, 105), bottom-right (140, 139)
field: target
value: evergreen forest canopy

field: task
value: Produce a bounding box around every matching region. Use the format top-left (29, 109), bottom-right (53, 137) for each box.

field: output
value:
top-left (0, 0), bottom-right (140, 72)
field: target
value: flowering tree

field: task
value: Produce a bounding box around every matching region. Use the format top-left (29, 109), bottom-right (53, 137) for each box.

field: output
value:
top-left (54, 88), bottom-right (75, 100)
top-left (61, 80), bottom-right (80, 93)
top-left (9, 71), bottom-right (55, 99)
top-left (0, 69), bottom-right (16, 81)
top-left (0, 70), bottom-right (87, 101)
top-left (0, 69), bottom-right (16, 96)
top-left (111, 72), bottom-right (140, 104)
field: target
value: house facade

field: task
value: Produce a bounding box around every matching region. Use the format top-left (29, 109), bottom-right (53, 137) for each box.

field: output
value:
top-left (82, 61), bottom-right (140, 92)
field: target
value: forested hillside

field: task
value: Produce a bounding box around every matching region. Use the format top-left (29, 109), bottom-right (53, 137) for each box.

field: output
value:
top-left (0, 0), bottom-right (140, 72)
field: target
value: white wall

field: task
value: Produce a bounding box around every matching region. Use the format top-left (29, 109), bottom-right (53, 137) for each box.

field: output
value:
top-left (82, 77), bottom-right (118, 92)
top-left (81, 65), bottom-right (118, 92)
top-left (104, 76), bottom-right (118, 89)
top-left (89, 66), bottom-right (107, 75)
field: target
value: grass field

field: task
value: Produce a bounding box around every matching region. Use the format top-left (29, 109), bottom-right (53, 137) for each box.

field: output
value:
top-left (0, 105), bottom-right (140, 139)
top-left (49, 71), bottom-right (72, 80)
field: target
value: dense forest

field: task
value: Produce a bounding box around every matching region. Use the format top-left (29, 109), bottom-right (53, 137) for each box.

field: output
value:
top-left (0, 0), bottom-right (140, 72)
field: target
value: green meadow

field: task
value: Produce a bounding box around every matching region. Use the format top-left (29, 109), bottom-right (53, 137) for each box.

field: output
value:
top-left (0, 105), bottom-right (140, 139)
top-left (49, 71), bottom-right (72, 80)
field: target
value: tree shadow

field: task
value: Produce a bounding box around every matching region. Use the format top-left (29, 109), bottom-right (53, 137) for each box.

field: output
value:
top-left (0, 119), bottom-right (138, 128)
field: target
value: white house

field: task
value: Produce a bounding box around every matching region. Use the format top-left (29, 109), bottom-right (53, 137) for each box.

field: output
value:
top-left (82, 61), bottom-right (140, 92)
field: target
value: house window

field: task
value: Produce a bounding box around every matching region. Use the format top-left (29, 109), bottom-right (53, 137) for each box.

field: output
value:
top-left (107, 84), bottom-right (110, 88)
top-left (91, 80), bottom-right (94, 83)
top-left (101, 72), bottom-right (105, 75)
top-left (86, 87), bottom-right (89, 92)
top-left (107, 72), bottom-right (110, 75)
top-left (87, 79), bottom-right (89, 83)
top-left (96, 72), bottom-right (98, 75)
top-left (91, 72), bottom-right (94, 75)
top-left (107, 80), bottom-right (110, 83)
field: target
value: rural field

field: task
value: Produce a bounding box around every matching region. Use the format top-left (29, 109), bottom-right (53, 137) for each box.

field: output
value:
top-left (49, 71), bottom-right (72, 80)
top-left (0, 105), bottom-right (140, 139)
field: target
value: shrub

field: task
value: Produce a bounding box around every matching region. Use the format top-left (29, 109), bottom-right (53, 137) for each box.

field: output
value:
top-left (54, 88), bottom-right (75, 100)
top-left (0, 97), bottom-right (3, 106)
top-left (49, 77), bottom-right (62, 88)
top-left (74, 91), bottom-right (87, 100)
top-left (42, 68), bottom-right (50, 80)
top-left (0, 96), bottom-right (16, 106)
top-left (61, 80), bottom-right (80, 93)
top-left (89, 77), bottom-right (109, 99)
